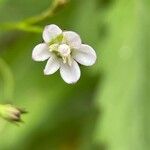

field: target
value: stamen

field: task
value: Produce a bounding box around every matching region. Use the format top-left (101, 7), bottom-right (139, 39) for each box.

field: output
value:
top-left (62, 57), bottom-right (67, 63)
top-left (67, 55), bottom-right (72, 66)
top-left (49, 44), bottom-right (58, 52)
top-left (58, 44), bottom-right (71, 57)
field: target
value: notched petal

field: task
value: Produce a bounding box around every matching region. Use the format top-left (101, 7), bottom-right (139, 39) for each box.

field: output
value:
top-left (44, 56), bottom-right (60, 75)
top-left (43, 24), bottom-right (62, 43)
top-left (60, 59), bottom-right (81, 84)
top-left (32, 43), bottom-right (51, 61)
top-left (63, 31), bottom-right (81, 49)
top-left (72, 44), bottom-right (97, 66)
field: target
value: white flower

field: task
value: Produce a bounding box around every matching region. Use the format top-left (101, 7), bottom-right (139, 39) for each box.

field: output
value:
top-left (32, 24), bottom-right (97, 84)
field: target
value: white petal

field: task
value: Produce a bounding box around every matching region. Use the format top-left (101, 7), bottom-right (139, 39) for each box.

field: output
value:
top-left (63, 31), bottom-right (81, 49)
top-left (32, 43), bottom-right (51, 61)
top-left (72, 44), bottom-right (97, 66)
top-left (43, 24), bottom-right (62, 43)
top-left (60, 59), bottom-right (81, 84)
top-left (44, 56), bottom-right (60, 75)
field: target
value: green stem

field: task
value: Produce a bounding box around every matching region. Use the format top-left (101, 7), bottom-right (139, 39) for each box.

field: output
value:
top-left (0, 23), bottom-right (43, 33)
top-left (0, 57), bottom-right (14, 101)
top-left (23, 0), bottom-right (57, 25)
top-left (0, 0), bottom-right (68, 33)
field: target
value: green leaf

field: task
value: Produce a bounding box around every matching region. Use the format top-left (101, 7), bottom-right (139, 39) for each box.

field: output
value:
top-left (94, 0), bottom-right (150, 150)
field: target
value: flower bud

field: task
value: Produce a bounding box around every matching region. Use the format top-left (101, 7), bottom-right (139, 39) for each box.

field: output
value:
top-left (0, 104), bottom-right (26, 123)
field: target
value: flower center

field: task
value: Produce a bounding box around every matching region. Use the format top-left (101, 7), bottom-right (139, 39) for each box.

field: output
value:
top-left (58, 44), bottom-right (71, 57)
top-left (49, 43), bottom-right (72, 65)
top-left (49, 44), bottom-right (58, 52)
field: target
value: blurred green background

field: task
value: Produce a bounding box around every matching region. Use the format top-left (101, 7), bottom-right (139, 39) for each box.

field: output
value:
top-left (0, 0), bottom-right (149, 150)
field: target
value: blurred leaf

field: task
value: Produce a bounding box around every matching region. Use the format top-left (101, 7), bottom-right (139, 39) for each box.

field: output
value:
top-left (94, 0), bottom-right (150, 150)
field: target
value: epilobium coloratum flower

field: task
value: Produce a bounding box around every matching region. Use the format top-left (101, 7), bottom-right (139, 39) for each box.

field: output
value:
top-left (32, 24), bottom-right (97, 84)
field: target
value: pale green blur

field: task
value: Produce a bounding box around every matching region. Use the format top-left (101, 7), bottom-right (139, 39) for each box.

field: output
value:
top-left (0, 0), bottom-right (149, 150)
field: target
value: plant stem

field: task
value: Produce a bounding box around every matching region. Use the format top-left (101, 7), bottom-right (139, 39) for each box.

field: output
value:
top-left (0, 57), bottom-right (14, 101)
top-left (0, 0), bottom-right (68, 33)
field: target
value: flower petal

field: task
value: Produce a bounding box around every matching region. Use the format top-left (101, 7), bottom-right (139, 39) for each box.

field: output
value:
top-left (60, 59), bottom-right (81, 84)
top-left (32, 43), bottom-right (51, 61)
top-left (72, 44), bottom-right (97, 66)
top-left (44, 56), bottom-right (60, 75)
top-left (63, 31), bottom-right (81, 49)
top-left (43, 24), bottom-right (62, 43)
